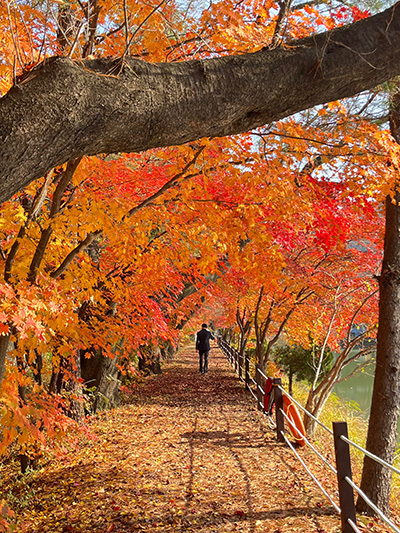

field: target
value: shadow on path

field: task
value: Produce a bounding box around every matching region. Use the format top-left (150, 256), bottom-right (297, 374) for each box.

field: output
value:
top-left (17, 346), bottom-right (344, 533)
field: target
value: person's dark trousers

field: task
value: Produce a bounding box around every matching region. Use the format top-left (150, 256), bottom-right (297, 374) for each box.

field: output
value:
top-left (199, 350), bottom-right (209, 373)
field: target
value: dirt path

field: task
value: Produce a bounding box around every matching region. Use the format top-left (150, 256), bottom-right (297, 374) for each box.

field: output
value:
top-left (13, 347), bottom-right (376, 532)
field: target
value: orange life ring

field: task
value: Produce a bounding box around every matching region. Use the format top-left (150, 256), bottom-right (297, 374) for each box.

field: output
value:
top-left (283, 395), bottom-right (306, 447)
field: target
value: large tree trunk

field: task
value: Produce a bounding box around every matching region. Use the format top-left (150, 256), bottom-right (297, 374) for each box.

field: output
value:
top-left (81, 349), bottom-right (121, 412)
top-left (138, 345), bottom-right (162, 375)
top-left (357, 94), bottom-right (400, 515)
top-left (160, 340), bottom-right (176, 360)
top-left (2, 4), bottom-right (400, 202)
top-left (64, 352), bottom-right (85, 421)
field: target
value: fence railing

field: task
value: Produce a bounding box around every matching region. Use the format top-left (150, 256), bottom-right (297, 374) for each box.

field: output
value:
top-left (218, 337), bottom-right (400, 533)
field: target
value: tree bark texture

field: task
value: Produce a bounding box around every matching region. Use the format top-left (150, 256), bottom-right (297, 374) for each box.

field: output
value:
top-left (160, 340), bottom-right (176, 360)
top-left (138, 346), bottom-right (162, 375)
top-left (1, 3), bottom-right (400, 203)
top-left (0, 333), bottom-right (10, 386)
top-left (65, 351), bottom-right (85, 422)
top-left (81, 349), bottom-right (121, 412)
top-left (357, 93), bottom-right (400, 515)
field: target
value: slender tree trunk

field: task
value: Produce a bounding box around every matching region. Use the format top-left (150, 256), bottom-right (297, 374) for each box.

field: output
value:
top-left (48, 369), bottom-right (60, 394)
top-left (304, 342), bottom-right (374, 437)
top-left (357, 191), bottom-right (400, 514)
top-left (222, 328), bottom-right (233, 343)
top-left (288, 371), bottom-right (293, 397)
top-left (303, 383), bottom-right (333, 437)
top-left (357, 94), bottom-right (400, 514)
top-left (33, 351), bottom-right (43, 386)
top-left (15, 345), bottom-right (40, 473)
top-left (0, 333), bottom-right (10, 385)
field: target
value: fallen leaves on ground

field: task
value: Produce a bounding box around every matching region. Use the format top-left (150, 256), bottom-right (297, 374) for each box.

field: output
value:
top-left (1, 347), bottom-right (398, 532)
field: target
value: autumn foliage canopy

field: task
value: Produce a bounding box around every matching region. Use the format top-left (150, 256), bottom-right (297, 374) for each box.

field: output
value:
top-left (0, 0), bottom-right (399, 495)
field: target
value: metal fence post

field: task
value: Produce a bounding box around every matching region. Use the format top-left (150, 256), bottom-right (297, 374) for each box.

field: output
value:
top-left (273, 378), bottom-right (285, 443)
top-left (333, 422), bottom-right (357, 533)
top-left (245, 356), bottom-right (250, 391)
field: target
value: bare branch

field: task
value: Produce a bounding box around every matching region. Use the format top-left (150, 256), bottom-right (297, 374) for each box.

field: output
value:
top-left (346, 288), bottom-right (378, 344)
top-left (270, 0), bottom-right (293, 49)
top-left (122, 0), bottom-right (171, 60)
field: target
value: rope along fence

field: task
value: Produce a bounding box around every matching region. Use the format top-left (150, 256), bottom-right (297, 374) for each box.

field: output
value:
top-left (218, 337), bottom-right (400, 533)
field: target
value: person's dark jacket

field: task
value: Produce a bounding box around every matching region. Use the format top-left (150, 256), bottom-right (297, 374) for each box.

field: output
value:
top-left (196, 329), bottom-right (215, 352)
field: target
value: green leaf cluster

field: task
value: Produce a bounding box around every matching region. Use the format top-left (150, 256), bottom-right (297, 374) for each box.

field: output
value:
top-left (273, 343), bottom-right (334, 386)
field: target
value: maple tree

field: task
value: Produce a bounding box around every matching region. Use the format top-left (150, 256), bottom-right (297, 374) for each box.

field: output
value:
top-left (207, 158), bottom-right (383, 380)
top-left (284, 177), bottom-right (383, 437)
top-left (190, 97), bottom-right (393, 499)
top-left (0, 131), bottom-right (261, 463)
top-left (301, 280), bottom-right (379, 437)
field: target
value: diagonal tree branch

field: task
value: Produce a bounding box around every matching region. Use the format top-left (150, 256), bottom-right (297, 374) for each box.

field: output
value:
top-left (50, 230), bottom-right (102, 279)
top-left (126, 145), bottom-right (206, 217)
top-left (2, 4), bottom-right (400, 203)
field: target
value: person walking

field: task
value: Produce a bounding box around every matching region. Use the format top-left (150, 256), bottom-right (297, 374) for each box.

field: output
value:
top-left (195, 323), bottom-right (215, 373)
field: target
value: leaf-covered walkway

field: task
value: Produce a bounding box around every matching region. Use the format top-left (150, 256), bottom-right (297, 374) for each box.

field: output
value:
top-left (9, 347), bottom-right (378, 532)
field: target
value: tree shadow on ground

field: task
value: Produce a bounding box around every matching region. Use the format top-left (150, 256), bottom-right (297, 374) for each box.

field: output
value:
top-left (128, 351), bottom-right (254, 409)
top-left (181, 430), bottom-right (268, 450)
top-left (16, 347), bottom-right (343, 533)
